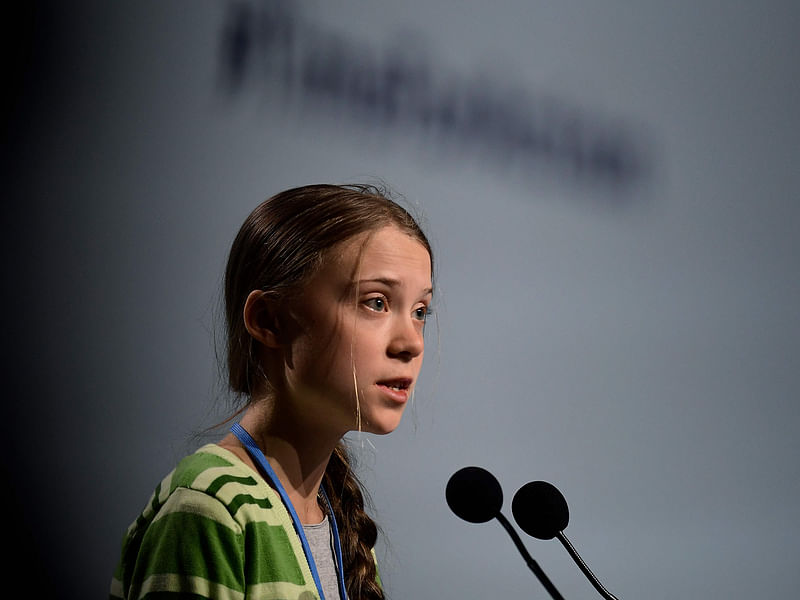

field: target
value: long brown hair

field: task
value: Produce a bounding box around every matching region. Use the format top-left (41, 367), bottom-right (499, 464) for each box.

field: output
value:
top-left (224, 183), bottom-right (432, 600)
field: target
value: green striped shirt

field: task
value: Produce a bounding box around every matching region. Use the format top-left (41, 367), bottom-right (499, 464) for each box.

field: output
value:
top-left (110, 444), bottom-right (326, 600)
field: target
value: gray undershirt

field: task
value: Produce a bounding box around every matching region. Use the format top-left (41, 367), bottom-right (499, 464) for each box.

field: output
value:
top-left (303, 515), bottom-right (343, 600)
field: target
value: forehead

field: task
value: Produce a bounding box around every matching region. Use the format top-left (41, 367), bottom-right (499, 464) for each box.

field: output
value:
top-left (322, 225), bottom-right (432, 284)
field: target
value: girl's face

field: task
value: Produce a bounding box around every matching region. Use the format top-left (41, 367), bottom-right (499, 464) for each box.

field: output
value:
top-left (279, 225), bottom-right (432, 436)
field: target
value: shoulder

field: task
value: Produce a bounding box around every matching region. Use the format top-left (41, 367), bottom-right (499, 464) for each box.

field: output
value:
top-left (171, 443), bottom-right (260, 496)
top-left (118, 444), bottom-right (285, 554)
top-left (155, 444), bottom-right (282, 529)
top-left (111, 445), bottom-right (303, 599)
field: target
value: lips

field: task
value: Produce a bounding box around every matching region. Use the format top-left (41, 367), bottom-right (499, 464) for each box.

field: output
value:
top-left (376, 378), bottom-right (413, 402)
top-left (377, 378), bottom-right (412, 391)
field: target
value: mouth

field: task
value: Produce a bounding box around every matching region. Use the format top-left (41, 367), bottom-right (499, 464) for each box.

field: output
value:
top-left (377, 378), bottom-right (412, 391)
top-left (376, 378), bottom-right (413, 401)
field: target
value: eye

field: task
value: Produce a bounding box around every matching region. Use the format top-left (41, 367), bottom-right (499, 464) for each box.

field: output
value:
top-left (413, 305), bottom-right (431, 321)
top-left (364, 297), bottom-right (387, 312)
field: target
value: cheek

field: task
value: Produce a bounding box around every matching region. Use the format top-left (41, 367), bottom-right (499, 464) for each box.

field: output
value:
top-left (298, 329), bottom-right (361, 390)
top-left (295, 339), bottom-right (344, 384)
top-left (292, 307), bottom-right (349, 362)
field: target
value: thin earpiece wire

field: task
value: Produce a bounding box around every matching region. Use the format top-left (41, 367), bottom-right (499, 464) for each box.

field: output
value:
top-left (353, 367), bottom-right (362, 435)
top-left (350, 238), bottom-right (367, 452)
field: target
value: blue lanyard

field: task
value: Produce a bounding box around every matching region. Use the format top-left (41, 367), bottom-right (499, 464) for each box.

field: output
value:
top-left (230, 423), bottom-right (348, 600)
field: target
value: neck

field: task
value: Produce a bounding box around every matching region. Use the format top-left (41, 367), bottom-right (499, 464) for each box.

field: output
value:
top-left (224, 400), bottom-right (342, 525)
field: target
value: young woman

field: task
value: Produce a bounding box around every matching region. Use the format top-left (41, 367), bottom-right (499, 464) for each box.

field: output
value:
top-left (110, 184), bottom-right (434, 600)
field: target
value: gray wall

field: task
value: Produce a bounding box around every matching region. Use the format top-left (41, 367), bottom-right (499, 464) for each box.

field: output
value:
top-left (5, 1), bottom-right (799, 597)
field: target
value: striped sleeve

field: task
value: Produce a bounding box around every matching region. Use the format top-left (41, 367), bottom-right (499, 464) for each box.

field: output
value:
top-left (126, 487), bottom-right (245, 599)
top-left (110, 445), bottom-right (322, 600)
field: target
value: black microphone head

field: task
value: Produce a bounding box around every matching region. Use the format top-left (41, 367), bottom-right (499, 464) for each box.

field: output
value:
top-left (512, 480), bottom-right (569, 540)
top-left (446, 466), bottom-right (503, 523)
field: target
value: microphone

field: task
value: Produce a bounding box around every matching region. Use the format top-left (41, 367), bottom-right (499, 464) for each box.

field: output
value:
top-left (512, 481), bottom-right (621, 600)
top-left (445, 466), bottom-right (503, 523)
top-left (511, 481), bottom-right (569, 540)
top-left (446, 467), bottom-right (565, 600)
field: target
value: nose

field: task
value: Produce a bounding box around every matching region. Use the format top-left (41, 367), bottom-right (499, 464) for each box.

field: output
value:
top-left (387, 314), bottom-right (425, 361)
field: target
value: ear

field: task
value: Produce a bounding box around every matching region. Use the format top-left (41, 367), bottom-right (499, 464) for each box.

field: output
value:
top-left (243, 290), bottom-right (284, 348)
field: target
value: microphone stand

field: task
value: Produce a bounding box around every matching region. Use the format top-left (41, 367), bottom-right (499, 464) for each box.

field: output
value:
top-left (495, 512), bottom-right (566, 600)
top-left (555, 532), bottom-right (620, 600)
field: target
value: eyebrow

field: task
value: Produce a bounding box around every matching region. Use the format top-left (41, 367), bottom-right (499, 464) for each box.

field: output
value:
top-left (358, 277), bottom-right (433, 296)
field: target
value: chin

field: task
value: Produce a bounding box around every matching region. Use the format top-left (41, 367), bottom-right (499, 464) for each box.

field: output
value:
top-left (361, 412), bottom-right (405, 436)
